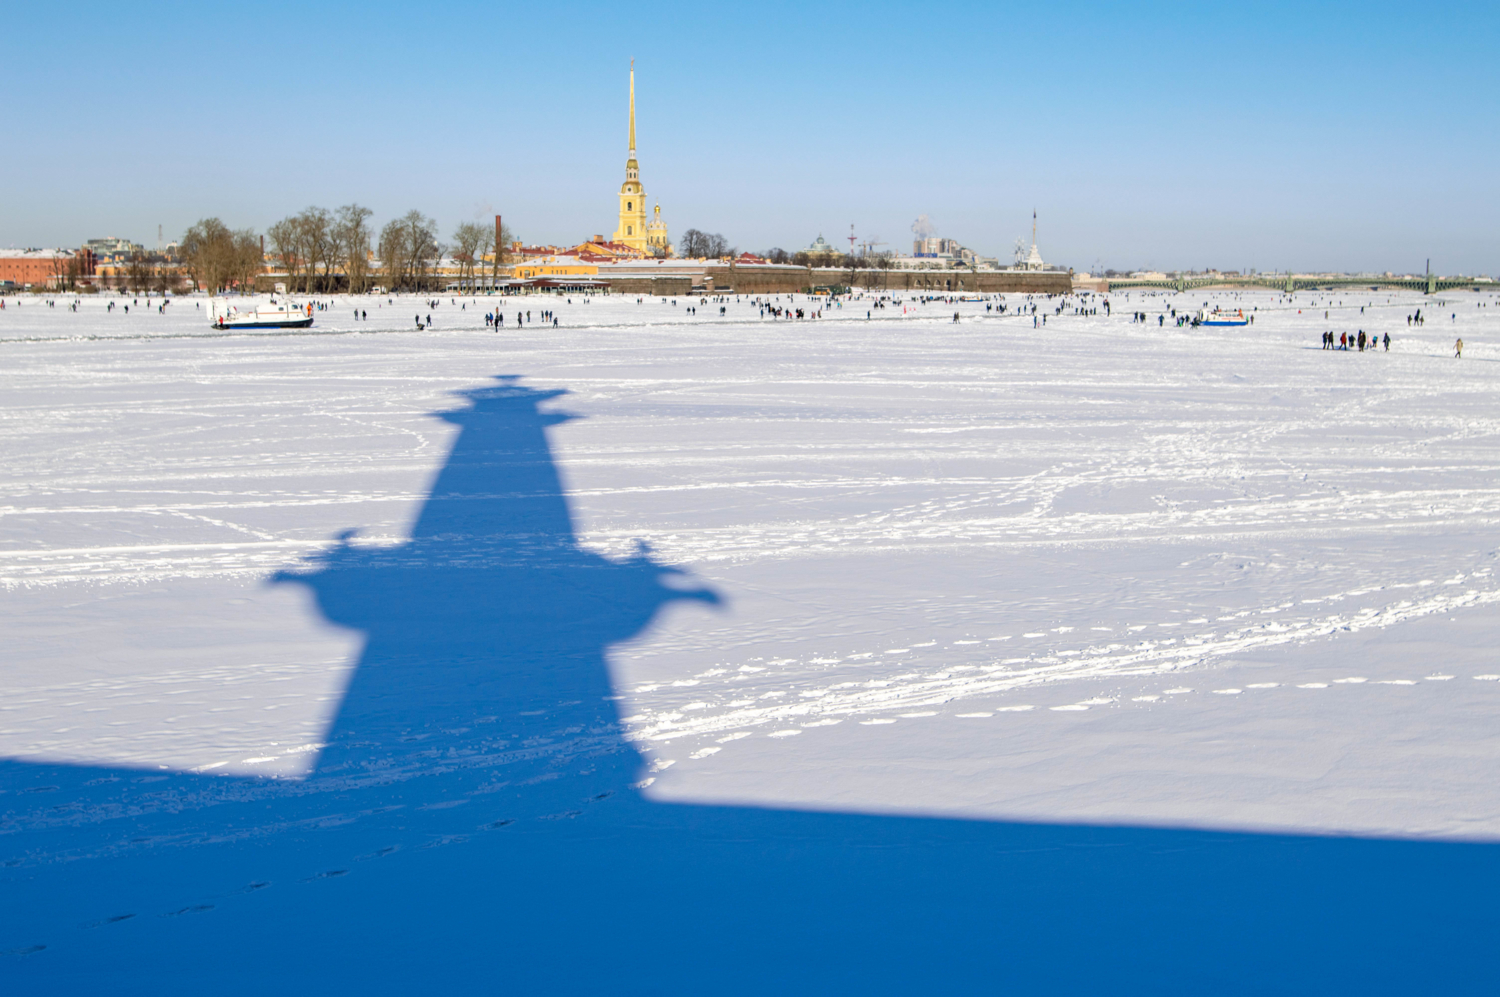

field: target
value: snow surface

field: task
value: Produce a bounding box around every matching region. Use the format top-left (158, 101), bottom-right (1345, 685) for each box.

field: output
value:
top-left (3, 288), bottom-right (1500, 992)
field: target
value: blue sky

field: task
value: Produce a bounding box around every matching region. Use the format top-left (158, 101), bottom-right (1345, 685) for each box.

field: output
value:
top-left (4, 0), bottom-right (1497, 273)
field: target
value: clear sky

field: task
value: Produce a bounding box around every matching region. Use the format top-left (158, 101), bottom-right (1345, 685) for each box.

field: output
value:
top-left (4, 0), bottom-right (1497, 274)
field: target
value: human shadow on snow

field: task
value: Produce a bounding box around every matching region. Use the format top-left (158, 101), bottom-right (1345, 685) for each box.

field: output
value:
top-left (2, 376), bottom-right (1498, 995)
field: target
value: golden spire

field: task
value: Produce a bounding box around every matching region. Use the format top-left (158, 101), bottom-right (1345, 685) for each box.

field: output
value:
top-left (628, 60), bottom-right (636, 156)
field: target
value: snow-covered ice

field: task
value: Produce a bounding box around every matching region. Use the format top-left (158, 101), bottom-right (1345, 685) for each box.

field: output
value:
top-left (3, 287), bottom-right (1499, 991)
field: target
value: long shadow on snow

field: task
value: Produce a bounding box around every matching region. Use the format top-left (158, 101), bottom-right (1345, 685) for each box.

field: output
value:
top-left (2, 376), bottom-right (1497, 994)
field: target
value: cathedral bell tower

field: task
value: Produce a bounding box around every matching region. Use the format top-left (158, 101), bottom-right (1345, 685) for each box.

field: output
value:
top-left (614, 62), bottom-right (650, 251)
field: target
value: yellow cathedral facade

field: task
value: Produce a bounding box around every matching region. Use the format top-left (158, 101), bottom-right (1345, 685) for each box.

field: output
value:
top-left (614, 63), bottom-right (671, 255)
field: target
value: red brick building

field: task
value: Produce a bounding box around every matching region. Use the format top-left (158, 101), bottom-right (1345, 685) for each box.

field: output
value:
top-left (0, 249), bottom-right (95, 288)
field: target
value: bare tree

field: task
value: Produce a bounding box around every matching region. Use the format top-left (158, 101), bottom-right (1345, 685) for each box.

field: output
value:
top-left (334, 204), bottom-right (373, 294)
top-left (232, 229), bottom-right (263, 293)
top-left (378, 211), bottom-right (440, 291)
top-left (297, 207), bottom-right (333, 293)
top-left (378, 220), bottom-right (404, 292)
top-left (181, 218), bottom-right (237, 294)
top-left (267, 217), bottom-right (302, 290)
top-left (51, 251), bottom-right (84, 292)
top-left (680, 229), bottom-right (728, 259)
top-left (451, 222), bottom-right (488, 294)
top-left (861, 252), bottom-right (893, 290)
top-left (126, 250), bottom-right (153, 293)
top-left (267, 207), bottom-right (333, 292)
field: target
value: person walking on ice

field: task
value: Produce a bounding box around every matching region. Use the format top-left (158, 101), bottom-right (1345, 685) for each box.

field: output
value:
top-left (1455, 338), bottom-right (1464, 358)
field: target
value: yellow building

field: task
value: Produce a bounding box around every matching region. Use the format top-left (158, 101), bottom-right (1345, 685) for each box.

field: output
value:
top-left (511, 256), bottom-right (599, 280)
top-left (613, 63), bottom-right (669, 254)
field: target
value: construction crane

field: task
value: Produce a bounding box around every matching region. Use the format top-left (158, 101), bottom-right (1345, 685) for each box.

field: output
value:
top-left (859, 236), bottom-right (887, 257)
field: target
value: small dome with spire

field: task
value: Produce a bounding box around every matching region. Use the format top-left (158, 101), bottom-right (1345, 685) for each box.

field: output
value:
top-left (803, 234), bottom-right (838, 258)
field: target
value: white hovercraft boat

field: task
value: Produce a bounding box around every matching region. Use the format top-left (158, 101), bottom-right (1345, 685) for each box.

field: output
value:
top-left (1196, 307), bottom-right (1250, 327)
top-left (210, 292), bottom-right (313, 330)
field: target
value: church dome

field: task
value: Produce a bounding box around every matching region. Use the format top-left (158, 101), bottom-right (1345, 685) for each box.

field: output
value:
top-left (803, 234), bottom-right (838, 256)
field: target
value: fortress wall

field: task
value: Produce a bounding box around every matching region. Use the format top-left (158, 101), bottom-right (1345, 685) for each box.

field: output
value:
top-left (812, 268), bottom-right (1074, 294)
top-left (717, 266), bottom-right (1073, 295)
top-left (600, 276), bottom-right (694, 296)
top-left (707, 265), bottom-right (802, 294)
top-left (600, 266), bottom-right (1074, 297)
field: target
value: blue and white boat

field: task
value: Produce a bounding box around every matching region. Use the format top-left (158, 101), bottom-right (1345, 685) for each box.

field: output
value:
top-left (1197, 307), bottom-right (1249, 327)
top-left (211, 296), bottom-right (313, 330)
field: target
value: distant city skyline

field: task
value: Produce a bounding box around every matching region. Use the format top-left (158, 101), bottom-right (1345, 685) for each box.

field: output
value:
top-left (2, 0), bottom-right (1497, 274)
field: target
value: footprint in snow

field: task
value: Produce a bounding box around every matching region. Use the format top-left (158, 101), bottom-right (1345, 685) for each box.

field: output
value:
top-left (82, 914), bottom-right (135, 928)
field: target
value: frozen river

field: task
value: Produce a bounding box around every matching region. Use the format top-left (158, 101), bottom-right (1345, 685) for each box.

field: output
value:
top-left (3, 286), bottom-right (1499, 990)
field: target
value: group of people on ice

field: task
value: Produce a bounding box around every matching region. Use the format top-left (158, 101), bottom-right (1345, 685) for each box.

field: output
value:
top-left (1322, 330), bottom-right (1389, 351)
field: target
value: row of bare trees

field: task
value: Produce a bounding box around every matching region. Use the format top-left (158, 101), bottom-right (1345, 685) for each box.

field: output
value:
top-left (120, 252), bottom-right (188, 294)
top-left (760, 247), bottom-right (896, 271)
top-left (48, 252), bottom-right (92, 293)
top-left (177, 211), bottom-right (515, 294)
top-left (267, 205), bottom-right (375, 294)
top-left (678, 229), bottom-right (733, 260)
top-left (48, 248), bottom-right (189, 294)
top-left (180, 219), bottom-right (263, 294)
top-left (376, 211), bottom-right (440, 292)
top-left (374, 212), bottom-right (515, 292)
top-left (449, 220), bottom-right (494, 293)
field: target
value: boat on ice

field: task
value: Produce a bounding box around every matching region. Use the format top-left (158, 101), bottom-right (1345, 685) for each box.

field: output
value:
top-left (211, 296), bottom-right (313, 330)
top-left (1197, 307), bottom-right (1250, 327)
